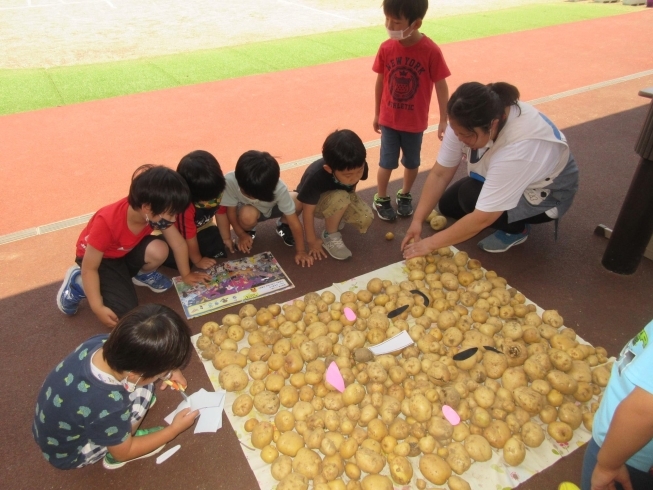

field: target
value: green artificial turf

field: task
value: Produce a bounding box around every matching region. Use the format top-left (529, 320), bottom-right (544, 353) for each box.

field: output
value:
top-left (0, 2), bottom-right (642, 116)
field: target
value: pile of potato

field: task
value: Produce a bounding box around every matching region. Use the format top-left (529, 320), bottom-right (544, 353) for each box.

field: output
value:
top-left (194, 248), bottom-right (612, 490)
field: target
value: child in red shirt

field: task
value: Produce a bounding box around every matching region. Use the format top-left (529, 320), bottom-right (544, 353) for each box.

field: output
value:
top-left (372, 0), bottom-right (450, 221)
top-left (57, 165), bottom-right (210, 327)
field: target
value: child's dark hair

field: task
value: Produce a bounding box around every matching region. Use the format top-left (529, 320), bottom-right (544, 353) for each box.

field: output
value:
top-left (447, 82), bottom-right (521, 134)
top-left (322, 129), bottom-right (367, 172)
top-left (383, 0), bottom-right (428, 24)
top-left (177, 150), bottom-right (226, 202)
top-left (103, 304), bottom-right (192, 378)
top-left (128, 165), bottom-right (190, 216)
top-left (235, 150), bottom-right (280, 202)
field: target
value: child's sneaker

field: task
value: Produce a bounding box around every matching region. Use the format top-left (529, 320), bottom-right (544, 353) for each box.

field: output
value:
top-left (478, 225), bottom-right (530, 253)
top-left (102, 431), bottom-right (165, 470)
top-left (246, 229), bottom-right (256, 239)
top-left (373, 194), bottom-right (397, 221)
top-left (57, 265), bottom-right (86, 315)
top-left (132, 271), bottom-right (173, 293)
top-left (276, 221), bottom-right (295, 247)
top-left (321, 231), bottom-right (352, 260)
top-left (396, 190), bottom-right (413, 217)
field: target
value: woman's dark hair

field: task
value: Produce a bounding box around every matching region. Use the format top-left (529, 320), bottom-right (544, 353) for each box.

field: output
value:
top-left (128, 165), bottom-right (190, 215)
top-left (103, 304), bottom-right (192, 378)
top-left (447, 82), bottom-right (521, 133)
top-left (234, 150), bottom-right (280, 202)
top-left (322, 129), bottom-right (367, 172)
top-left (177, 150), bottom-right (226, 202)
top-left (383, 0), bottom-right (428, 24)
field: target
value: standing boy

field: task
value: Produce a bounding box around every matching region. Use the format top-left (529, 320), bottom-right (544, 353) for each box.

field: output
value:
top-left (162, 150), bottom-right (233, 270)
top-left (57, 165), bottom-right (210, 328)
top-left (221, 150), bottom-right (314, 267)
top-left (372, 0), bottom-right (450, 221)
top-left (295, 129), bottom-right (374, 260)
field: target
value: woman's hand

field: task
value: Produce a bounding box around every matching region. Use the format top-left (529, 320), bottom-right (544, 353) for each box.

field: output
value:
top-left (401, 221), bottom-right (423, 251)
top-left (403, 236), bottom-right (435, 259)
top-left (591, 463), bottom-right (633, 490)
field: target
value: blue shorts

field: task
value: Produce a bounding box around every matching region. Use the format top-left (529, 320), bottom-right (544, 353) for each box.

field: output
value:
top-left (379, 125), bottom-right (424, 170)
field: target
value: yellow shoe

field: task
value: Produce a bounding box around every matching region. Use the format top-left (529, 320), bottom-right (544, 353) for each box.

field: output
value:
top-left (558, 483), bottom-right (580, 490)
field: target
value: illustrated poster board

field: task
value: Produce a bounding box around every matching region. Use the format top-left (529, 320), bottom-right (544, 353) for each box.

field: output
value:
top-left (173, 252), bottom-right (294, 319)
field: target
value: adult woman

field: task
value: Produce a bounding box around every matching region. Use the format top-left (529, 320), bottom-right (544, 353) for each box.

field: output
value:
top-left (401, 81), bottom-right (578, 257)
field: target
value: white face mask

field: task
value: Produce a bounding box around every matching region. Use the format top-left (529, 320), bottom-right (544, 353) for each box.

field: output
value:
top-left (386, 23), bottom-right (413, 41)
top-left (120, 373), bottom-right (142, 393)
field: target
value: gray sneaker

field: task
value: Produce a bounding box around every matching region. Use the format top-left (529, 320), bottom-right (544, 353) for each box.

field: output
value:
top-left (321, 231), bottom-right (352, 260)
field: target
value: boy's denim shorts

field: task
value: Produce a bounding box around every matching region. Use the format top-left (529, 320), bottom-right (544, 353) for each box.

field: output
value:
top-left (379, 125), bottom-right (424, 170)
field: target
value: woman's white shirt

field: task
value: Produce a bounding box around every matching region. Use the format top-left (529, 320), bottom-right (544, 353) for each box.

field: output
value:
top-left (436, 105), bottom-right (564, 214)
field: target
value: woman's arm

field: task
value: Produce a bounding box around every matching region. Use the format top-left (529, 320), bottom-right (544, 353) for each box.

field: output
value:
top-left (401, 162), bottom-right (458, 250)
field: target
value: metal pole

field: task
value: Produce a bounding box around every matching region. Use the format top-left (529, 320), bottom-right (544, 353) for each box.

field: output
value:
top-left (602, 88), bottom-right (653, 274)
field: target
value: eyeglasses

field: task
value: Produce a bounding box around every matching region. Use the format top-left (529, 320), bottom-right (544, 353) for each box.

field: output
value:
top-left (195, 196), bottom-right (221, 208)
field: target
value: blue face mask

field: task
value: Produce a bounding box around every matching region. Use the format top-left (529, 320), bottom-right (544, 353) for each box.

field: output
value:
top-left (146, 215), bottom-right (174, 231)
top-left (331, 173), bottom-right (355, 191)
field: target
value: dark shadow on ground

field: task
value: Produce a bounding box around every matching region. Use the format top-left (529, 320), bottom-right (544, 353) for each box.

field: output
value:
top-left (2, 104), bottom-right (652, 489)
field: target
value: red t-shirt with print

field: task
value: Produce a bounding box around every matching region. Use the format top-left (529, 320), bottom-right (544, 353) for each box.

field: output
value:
top-left (373, 35), bottom-right (450, 133)
top-left (175, 203), bottom-right (226, 240)
top-left (75, 198), bottom-right (152, 259)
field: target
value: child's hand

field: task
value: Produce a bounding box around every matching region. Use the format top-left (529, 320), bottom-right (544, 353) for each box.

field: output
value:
top-left (182, 271), bottom-right (211, 286)
top-left (236, 233), bottom-right (253, 253)
top-left (195, 257), bottom-right (216, 270)
top-left (373, 116), bottom-right (381, 134)
top-left (295, 251), bottom-right (314, 268)
top-left (224, 239), bottom-right (235, 254)
top-left (160, 370), bottom-right (187, 391)
top-left (308, 239), bottom-right (327, 260)
top-left (94, 305), bottom-right (119, 328)
top-left (438, 122), bottom-right (447, 141)
top-left (171, 407), bottom-right (199, 433)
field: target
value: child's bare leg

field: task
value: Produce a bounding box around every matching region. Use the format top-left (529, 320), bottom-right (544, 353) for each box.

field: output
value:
top-left (238, 205), bottom-right (260, 231)
top-left (376, 168), bottom-right (393, 198)
top-left (141, 239), bottom-right (169, 272)
top-left (401, 167), bottom-right (419, 195)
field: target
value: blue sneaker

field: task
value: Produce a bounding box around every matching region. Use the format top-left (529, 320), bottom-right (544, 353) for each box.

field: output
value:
top-left (57, 265), bottom-right (86, 315)
top-left (132, 271), bottom-right (172, 293)
top-left (478, 225), bottom-right (530, 253)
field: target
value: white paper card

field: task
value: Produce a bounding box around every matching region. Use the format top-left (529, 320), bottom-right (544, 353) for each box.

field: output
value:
top-left (368, 330), bottom-right (414, 355)
top-left (164, 389), bottom-right (226, 434)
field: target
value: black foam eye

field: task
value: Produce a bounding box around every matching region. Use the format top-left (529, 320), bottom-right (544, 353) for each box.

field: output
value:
top-left (483, 346), bottom-right (502, 354)
top-left (387, 305), bottom-right (409, 319)
top-left (409, 289), bottom-right (430, 307)
top-left (453, 347), bottom-right (478, 361)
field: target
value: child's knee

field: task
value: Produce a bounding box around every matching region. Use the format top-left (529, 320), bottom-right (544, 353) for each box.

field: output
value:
top-left (144, 238), bottom-right (169, 265)
top-left (239, 205), bottom-right (259, 229)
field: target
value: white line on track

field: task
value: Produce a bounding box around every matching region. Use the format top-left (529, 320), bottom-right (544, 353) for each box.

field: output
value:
top-left (2, 68), bottom-right (653, 246)
top-left (277, 0), bottom-right (367, 24)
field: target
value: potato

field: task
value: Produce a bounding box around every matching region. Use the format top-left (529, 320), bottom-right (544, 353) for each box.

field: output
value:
top-left (254, 391), bottom-right (280, 415)
top-left (291, 447), bottom-right (323, 479)
top-left (583, 412), bottom-right (594, 431)
top-left (232, 393), bottom-right (254, 416)
top-left (463, 434), bottom-right (492, 462)
top-left (409, 393), bottom-right (432, 422)
top-left (483, 351), bottom-right (508, 379)
top-left (212, 350), bottom-right (247, 370)
top-left (546, 370), bottom-right (579, 395)
top-left (430, 215), bottom-right (447, 231)
top-left (219, 364), bottom-right (249, 392)
top-left (446, 442), bottom-right (471, 475)
top-left (277, 472), bottom-right (309, 490)
top-left (419, 454), bottom-right (452, 485)
top-left (483, 420), bottom-right (511, 449)
top-left (524, 353), bottom-right (552, 381)
top-left (271, 455), bottom-right (293, 481)
top-left (251, 421), bottom-right (274, 449)
top-left (592, 364), bottom-right (612, 387)
top-left (547, 421), bottom-right (573, 443)
top-left (361, 475), bottom-right (393, 490)
top-left (539, 405), bottom-right (558, 424)
top-left (279, 385), bottom-right (300, 408)
top-left (354, 447), bottom-right (385, 474)
top-left (387, 454), bottom-right (413, 485)
top-left (448, 475), bottom-right (472, 490)
top-left (503, 436), bottom-right (526, 466)
top-left (513, 386), bottom-right (544, 414)
top-left (261, 445), bottom-right (279, 464)
top-left (558, 402), bottom-right (583, 430)
top-left (521, 421), bottom-right (545, 447)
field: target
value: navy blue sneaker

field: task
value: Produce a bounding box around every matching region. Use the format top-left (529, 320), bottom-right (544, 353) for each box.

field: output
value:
top-left (132, 271), bottom-right (173, 293)
top-left (57, 265), bottom-right (86, 315)
top-left (276, 221), bottom-right (295, 247)
top-left (478, 225), bottom-right (530, 253)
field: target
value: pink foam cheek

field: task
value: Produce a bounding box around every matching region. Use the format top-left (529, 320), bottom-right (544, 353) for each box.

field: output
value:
top-left (442, 405), bottom-right (461, 426)
top-left (343, 307), bottom-right (356, 322)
